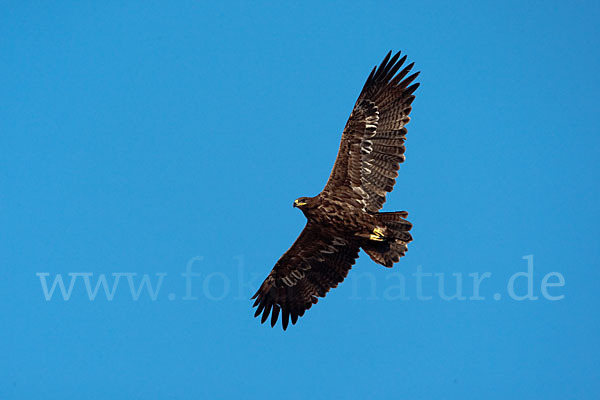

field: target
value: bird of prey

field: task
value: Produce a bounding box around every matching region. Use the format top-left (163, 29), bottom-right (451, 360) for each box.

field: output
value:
top-left (252, 51), bottom-right (419, 330)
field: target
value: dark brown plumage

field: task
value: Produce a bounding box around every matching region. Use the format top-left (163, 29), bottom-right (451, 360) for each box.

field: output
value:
top-left (252, 51), bottom-right (419, 330)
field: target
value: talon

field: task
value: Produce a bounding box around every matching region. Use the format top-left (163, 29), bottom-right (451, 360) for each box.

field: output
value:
top-left (369, 234), bottom-right (384, 241)
top-left (373, 227), bottom-right (385, 236)
top-left (369, 227), bottom-right (386, 242)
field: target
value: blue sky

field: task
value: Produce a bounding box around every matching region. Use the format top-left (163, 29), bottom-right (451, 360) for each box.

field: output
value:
top-left (1, 1), bottom-right (599, 399)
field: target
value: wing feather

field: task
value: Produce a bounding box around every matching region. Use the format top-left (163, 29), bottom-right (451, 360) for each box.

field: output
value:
top-left (322, 50), bottom-right (419, 212)
top-left (251, 222), bottom-right (360, 330)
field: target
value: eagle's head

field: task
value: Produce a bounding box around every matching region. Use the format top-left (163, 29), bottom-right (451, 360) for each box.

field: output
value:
top-left (293, 196), bottom-right (315, 211)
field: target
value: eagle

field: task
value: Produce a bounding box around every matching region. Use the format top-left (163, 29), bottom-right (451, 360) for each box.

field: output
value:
top-left (252, 51), bottom-right (419, 330)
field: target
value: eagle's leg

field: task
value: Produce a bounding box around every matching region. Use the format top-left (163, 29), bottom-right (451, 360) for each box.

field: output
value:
top-left (369, 227), bottom-right (386, 241)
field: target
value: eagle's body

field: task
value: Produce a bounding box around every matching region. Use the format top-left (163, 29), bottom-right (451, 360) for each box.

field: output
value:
top-left (253, 51), bottom-right (419, 330)
top-left (297, 196), bottom-right (377, 234)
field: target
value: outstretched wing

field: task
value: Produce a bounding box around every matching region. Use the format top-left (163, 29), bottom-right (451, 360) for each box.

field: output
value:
top-left (252, 222), bottom-right (360, 330)
top-left (322, 51), bottom-right (419, 213)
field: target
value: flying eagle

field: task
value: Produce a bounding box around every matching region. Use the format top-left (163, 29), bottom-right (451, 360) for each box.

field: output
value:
top-left (252, 51), bottom-right (419, 330)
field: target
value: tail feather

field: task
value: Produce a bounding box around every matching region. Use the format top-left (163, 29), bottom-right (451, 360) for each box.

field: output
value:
top-left (362, 211), bottom-right (412, 268)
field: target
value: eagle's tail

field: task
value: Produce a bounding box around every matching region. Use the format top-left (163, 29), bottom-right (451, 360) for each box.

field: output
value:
top-left (362, 211), bottom-right (412, 268)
